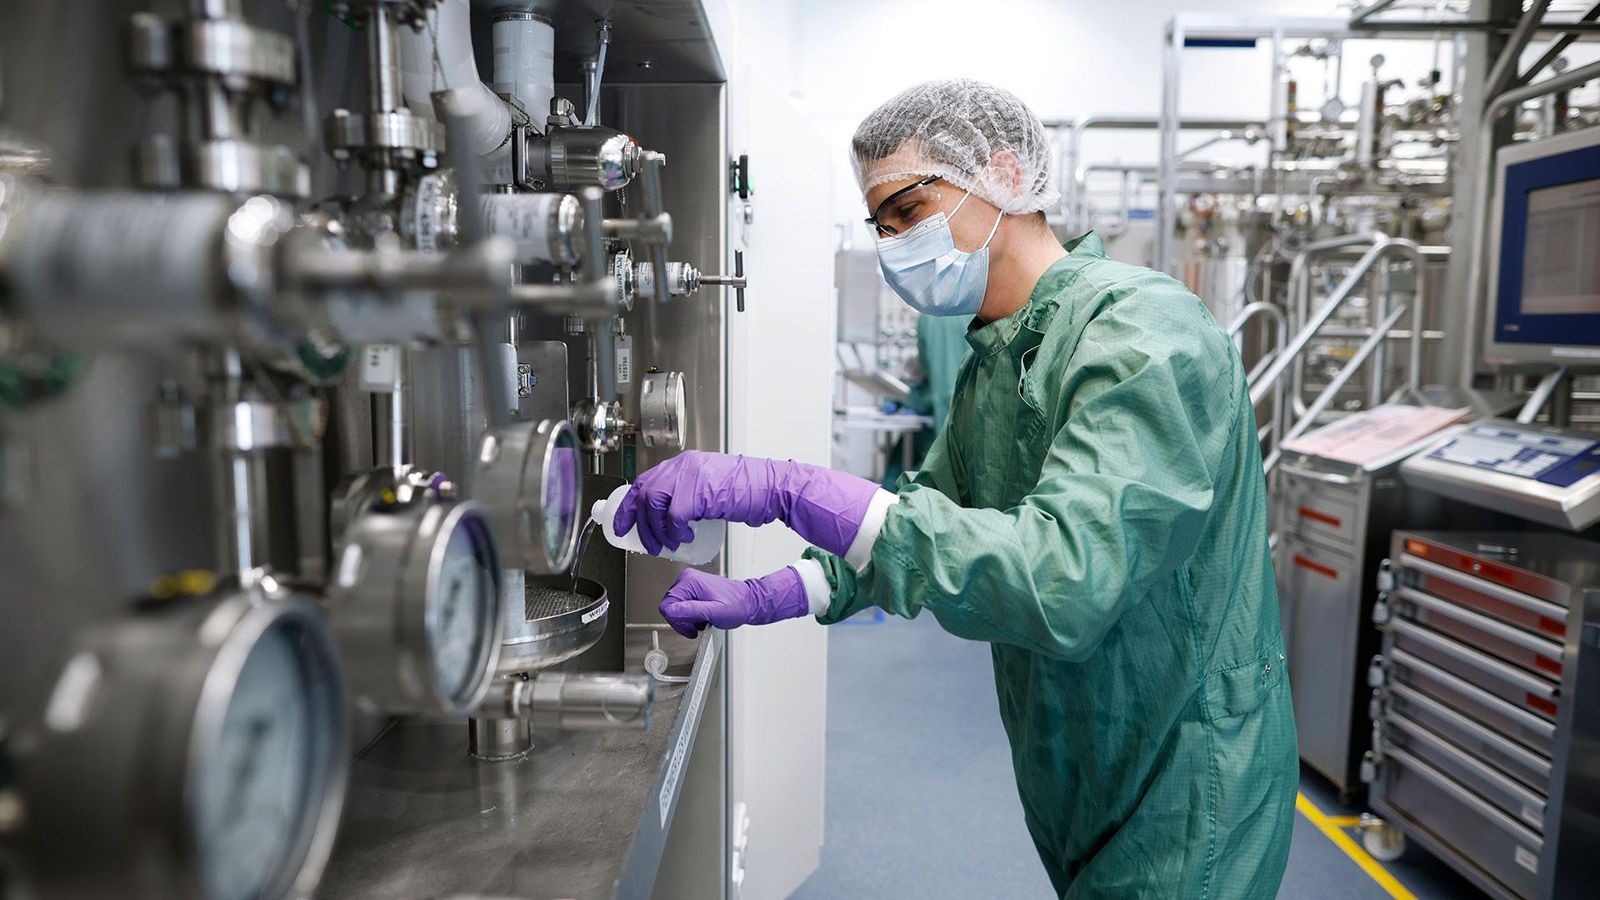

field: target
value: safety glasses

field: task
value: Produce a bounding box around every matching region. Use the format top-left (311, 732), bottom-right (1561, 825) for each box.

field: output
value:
top-left (864, 175), bottom-right (945, 238)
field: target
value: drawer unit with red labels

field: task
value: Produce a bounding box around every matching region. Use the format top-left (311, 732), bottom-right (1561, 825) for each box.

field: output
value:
top-left (1367, 531), bottom-right (1600, 900)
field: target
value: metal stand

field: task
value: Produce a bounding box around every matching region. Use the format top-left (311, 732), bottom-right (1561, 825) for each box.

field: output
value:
top-left (467, 716), bottom-right (533, 761)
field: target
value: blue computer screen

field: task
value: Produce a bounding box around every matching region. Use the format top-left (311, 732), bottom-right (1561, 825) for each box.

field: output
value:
top-left (1492, 142), bottom-right (1600, 346)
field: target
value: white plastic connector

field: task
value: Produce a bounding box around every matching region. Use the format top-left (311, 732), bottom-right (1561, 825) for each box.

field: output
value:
top-left (645, 631), bottom-right (690, 684)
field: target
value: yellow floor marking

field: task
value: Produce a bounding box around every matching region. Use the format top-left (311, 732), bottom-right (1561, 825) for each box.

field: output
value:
top-left (1296, 792), bottom-right (1417, 900)
top-left (1323, 815), bottom-right (1363, 828)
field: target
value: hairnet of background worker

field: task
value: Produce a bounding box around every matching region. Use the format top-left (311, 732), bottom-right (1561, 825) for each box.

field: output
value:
top-left (612, 78), bottom-right (1298, 898)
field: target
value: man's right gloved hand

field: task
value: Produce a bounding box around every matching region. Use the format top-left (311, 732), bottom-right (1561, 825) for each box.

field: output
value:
top-left (613, 451), bottom-right (886, 559)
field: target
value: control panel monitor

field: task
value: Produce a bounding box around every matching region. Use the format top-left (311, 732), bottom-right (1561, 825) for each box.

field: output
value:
top-left (1483, 127), bottom-right (1600, 365)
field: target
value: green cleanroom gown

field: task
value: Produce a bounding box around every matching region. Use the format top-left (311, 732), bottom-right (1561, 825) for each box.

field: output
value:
top-left (809, 233), bottom-right (1297, 898)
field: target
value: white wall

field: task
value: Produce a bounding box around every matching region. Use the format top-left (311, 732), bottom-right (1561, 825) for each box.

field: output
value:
top-left (783, 0), bottom-right (1344, 241)
top-left (715, 4), bottom-right (839, 899)
top-left (732, 0), bottom-right (1595, 248)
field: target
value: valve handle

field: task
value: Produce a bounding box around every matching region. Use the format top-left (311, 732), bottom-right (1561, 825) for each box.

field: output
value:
top-left (732, 250), bottom-right (746, 312)
top-left (697, 250), bottom-right (748, 311)
top-left (641, 152), bottom-right (671, 305)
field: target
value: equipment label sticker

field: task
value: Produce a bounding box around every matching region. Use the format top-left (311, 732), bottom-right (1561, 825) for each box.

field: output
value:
top-left (659, 636), bottom-right (718, 829)
top-left (1515, 845), bottom-right (1538, 874)
top-left (360, 344), bottom-right (400, 392)
top-left (580, 599), bottom-right (608, 626)
top-left (616, 334), bottom-right (634, 386)
top-left (1522, 804), bottom-right (1544, 830)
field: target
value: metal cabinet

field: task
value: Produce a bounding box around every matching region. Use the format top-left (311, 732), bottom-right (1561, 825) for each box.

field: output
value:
top-left (1367, 531), bottom-right (1600, 900)
top-left (1275, 459), bottom-right (1409, 797)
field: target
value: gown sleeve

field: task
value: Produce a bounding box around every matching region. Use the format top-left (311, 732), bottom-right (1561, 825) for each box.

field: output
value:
top-left (810, 293), bottom-right (1239, 662)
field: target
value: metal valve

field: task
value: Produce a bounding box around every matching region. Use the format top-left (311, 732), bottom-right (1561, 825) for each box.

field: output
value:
top-left (571, 397), bottom-right (627, 452)
top-left (622, 249), bottom-right (746, 311)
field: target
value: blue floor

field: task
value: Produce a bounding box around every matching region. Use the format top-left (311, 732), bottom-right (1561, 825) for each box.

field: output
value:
top-left (791, 612), bottom-right (1052, 899)
top-left (794, 612), bottom-right (1482, 899)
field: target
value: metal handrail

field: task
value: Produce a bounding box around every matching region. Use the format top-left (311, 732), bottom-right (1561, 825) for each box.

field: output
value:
top-left (1229, 302), bottom-right (1288, 387)
top-left (1264, 302), bottom-right (1411, 474)
top-left (1285, 233), bottom-right (1384, 417)
top-left (1251, 237), bottom-right (1429, 472)
top-left (1054, 115), bottom-right (1264, 233)
top-left (1253, 237), bottom-right (1428, 408)
top-left (1288, 240), bottom-right (1450, 415)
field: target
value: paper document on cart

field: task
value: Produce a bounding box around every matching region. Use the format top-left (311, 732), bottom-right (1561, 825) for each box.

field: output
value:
top-left (1280, 403), bottom-right (1472, 469)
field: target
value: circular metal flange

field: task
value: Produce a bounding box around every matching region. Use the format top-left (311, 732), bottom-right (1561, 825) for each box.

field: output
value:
top-left (479, 192), bottom-right (584, 267)
top-left (208, 395), bottom-right (327, 452)
top-left (130, 15), bottom-right (297, 87)
top-left (401, 170), bottom-right (457, 253)
top-left (325, 109), bottom-right (444, 158)
top-left (611, 249), bottom-right (637, 311)
top-left (329, 0), bottom-right (435, 28)
top-left (183, 140), bottom-right (309, 199)
top-left (187, 18), bottom-right (297, 86)
top-left (327, 498), bottom-right (505, 716)
top-left (496, 576), bottom-right (610, 675)
top-left (474, 418), bottom-right (582, 574)
top-left (5, 190), bottom-right (298, 351)
top-left (17, 587), bottom-right (349, 900)
top-left (635, 261), bottom-right (699, 300)
top-left (638, 371), bottom-right (687, 450)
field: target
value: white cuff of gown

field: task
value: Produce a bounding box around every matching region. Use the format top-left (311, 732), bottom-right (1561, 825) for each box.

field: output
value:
top-left (792, 557), bottom-right (833, 617)
top-left (842, 489), bottom-right (899, 572)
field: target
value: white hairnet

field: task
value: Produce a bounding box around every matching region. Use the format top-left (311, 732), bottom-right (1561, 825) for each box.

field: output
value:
top-left (851, 79), bottom-right (1059, 216)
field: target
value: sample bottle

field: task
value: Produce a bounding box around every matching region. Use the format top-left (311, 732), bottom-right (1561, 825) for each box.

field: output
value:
top-left (590, 484), bottom-right (726, 565)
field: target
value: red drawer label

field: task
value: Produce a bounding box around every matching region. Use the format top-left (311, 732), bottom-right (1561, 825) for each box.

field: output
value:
top-left (1293, 555), bottom-right (1340, 580)
top-left (1526, 694), bottom-right (1559, 717)
top-left (1298, 507), bottom-right (1342, 528)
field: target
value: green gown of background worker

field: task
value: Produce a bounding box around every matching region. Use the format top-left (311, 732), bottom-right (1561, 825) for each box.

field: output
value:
top-left (882, 313), bottom-right (970, 489)
top-left (807, 233), bottom-right (1298, 898)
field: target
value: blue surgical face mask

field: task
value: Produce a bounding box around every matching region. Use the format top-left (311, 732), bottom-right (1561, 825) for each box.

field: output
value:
top-left (875, 191), bottom-right (1004, 317)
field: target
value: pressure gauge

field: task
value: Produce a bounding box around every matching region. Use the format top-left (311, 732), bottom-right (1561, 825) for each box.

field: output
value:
top-left (474, 418), bottom-right (582, 574)
top-left (16, 587), bottom-right (348, 900)
top-left (639, 371), bottom-right (687, 450)
top-left (328, 489), bottom-right (504, 716)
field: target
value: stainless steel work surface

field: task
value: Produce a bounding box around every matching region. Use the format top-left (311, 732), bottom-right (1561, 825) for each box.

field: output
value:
top-left (319, 627), bottom-right (719, 900)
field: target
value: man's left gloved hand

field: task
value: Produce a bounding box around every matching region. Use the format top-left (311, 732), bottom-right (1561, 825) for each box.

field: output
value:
top-left (659, 565), bottom-right (820, 638)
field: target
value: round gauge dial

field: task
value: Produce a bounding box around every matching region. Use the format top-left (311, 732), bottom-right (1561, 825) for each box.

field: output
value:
top-left (474, 419), bottom-right (580, 574)
top-left (17, 592), bottom-right (347, 900)
top-left (543, 426), bottom-right (582, 569)
top-left (639, 371), bottom-right (687, 450)
top-left (427, 511), bottom-right (500, 704)
top-left (328, 493), bottom-right (503, 716)
top-left (193, 626), bottom-right (316, 900)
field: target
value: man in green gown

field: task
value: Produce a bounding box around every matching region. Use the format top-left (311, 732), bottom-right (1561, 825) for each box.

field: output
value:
top-left (612, 79), bottom-right (1297, 898)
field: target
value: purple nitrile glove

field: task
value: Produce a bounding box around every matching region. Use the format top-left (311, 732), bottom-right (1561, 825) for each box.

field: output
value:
top-left (613, 451), bottom-right (880, 557)
top-left (659, 566), bottom-right (810, 639)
